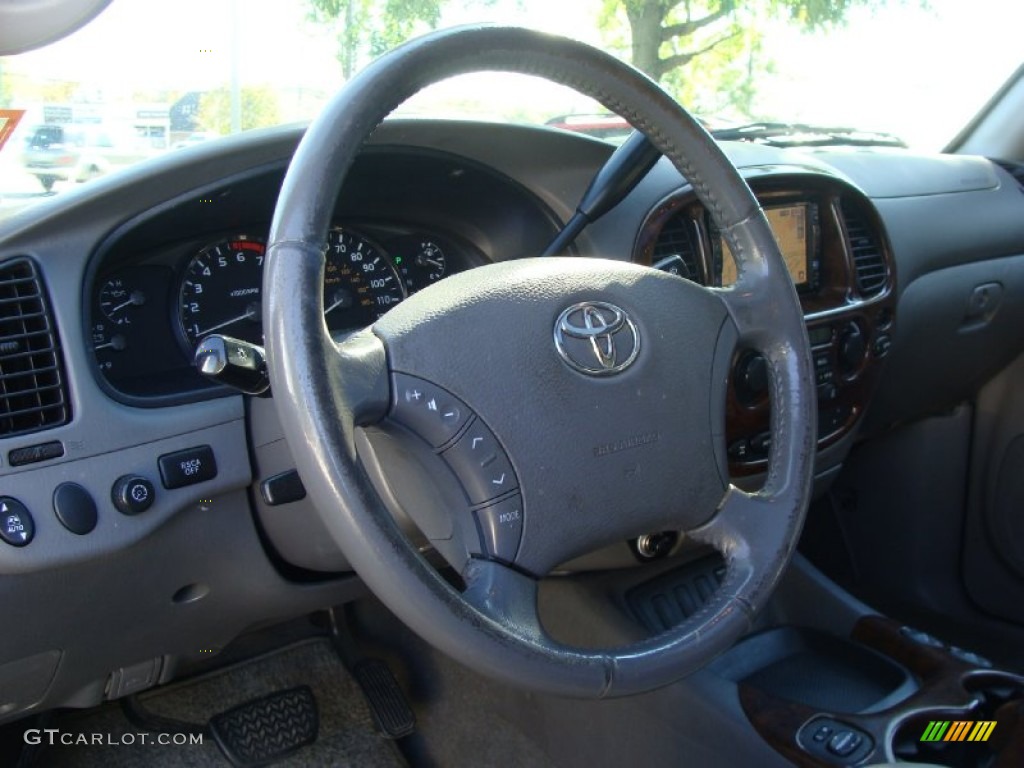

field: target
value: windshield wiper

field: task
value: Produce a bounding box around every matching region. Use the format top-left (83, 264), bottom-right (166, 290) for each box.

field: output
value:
top-left (711, 122), bottom-right (906, 149)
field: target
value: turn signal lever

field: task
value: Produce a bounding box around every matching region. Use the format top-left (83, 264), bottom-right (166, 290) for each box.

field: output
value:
top-left (194, 334), bottom-right (270, 396)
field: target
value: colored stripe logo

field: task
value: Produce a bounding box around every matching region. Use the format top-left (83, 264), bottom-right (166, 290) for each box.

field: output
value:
top-left (920, 720), bottom-right (996, 742)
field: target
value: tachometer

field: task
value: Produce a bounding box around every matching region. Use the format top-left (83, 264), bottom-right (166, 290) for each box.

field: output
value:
top-left (179, 235), bottom-right (265, 347)
top-left (323, 228), bottom-right (405, 330)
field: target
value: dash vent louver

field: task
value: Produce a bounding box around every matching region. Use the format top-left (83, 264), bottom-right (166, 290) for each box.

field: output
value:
top-left (0, 259), bottom-right (69, 437)
top-left (840, 200), bottom-right (887, 297)
top-left (992, 159), bottom-right (1024, 191)
top-left (652, 214), bottom-right (700, 282)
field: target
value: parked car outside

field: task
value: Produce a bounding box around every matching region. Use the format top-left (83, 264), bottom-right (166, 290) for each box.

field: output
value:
top-left (544, 113), bottom-right (634, 142)
top-left (21, 123), bottom-right (157, 192)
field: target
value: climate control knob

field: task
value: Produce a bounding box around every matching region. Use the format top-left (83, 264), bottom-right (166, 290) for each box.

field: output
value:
top-left (735, 351), bottom-right (769, 404)
top-left (837, 322), bottom-right (866, 376)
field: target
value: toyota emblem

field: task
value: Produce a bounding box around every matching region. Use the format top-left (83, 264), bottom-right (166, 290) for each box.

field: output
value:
top-left (554, 301), bottom-right (640, 376)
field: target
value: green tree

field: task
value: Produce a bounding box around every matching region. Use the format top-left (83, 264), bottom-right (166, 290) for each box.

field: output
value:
top-left (602, 1), bottom-right (881, 83)
top-left (307, 0), bottom-right (443, 79)
top-left (197, 86), bottom-right (281, 135)
top-left (307, 0), bottom-right (504, 77)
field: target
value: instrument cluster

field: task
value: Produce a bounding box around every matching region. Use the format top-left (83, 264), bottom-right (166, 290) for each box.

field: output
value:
top-left (90, 224), bottom-right (479, 398)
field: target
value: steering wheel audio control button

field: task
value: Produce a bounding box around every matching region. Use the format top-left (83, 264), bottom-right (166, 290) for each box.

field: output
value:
top-left (474, 494), bottom-right (523, 562)
top-left (389, 373), bottom-right (470, 447)
top-left (111, 475), bottom-right (155, 515)
top-left (0, 498), bottom-right (34, 547)
top-left (442, 421), bottom-right (518, 505)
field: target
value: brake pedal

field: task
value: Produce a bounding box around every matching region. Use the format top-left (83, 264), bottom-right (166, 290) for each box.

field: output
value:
top-left (352, 658), bottom-right (416, 739)
top-left (209, 685), bottom-right (318, 767)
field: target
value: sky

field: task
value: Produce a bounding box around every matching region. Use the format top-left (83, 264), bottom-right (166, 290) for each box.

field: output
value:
top-left (2, 0), bottom-right (1022, 150)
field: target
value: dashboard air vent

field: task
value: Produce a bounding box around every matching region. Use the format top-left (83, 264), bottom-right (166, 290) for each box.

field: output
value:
top-left (992, 159), bottom-right (1024, 191)
top-left (652, 214), bottom-right (700, 282)
top-left (841, 201), bottom-right (887, 297)
top-left (0, 259), bottom-right (69, 437)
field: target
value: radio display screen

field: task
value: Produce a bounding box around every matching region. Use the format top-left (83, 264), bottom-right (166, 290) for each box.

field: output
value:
top-left (721, 204), bottom-right (811, 288)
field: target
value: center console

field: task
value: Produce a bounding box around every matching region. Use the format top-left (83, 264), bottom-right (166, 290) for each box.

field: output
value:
top-left (714, 616), bottom-right (1024, 767)
top-left (635, 173), bottom-right (897, 478)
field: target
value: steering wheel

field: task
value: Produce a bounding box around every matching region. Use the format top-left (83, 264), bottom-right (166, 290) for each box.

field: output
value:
top-left (263, 26), bottom-right (815, 698)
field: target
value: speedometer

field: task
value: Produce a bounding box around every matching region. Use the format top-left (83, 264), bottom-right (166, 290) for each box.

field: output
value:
top-left (323, 228), bottom-right (405, 330)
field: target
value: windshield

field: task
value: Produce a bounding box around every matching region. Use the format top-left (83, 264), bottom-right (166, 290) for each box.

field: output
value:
top-left (1, 0), bottom-right (1021, 212)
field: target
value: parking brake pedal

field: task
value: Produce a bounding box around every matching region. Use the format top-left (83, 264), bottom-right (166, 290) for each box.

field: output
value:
top-left (352, 658), bottom-right (416, 739)
top-left (209, 686), bottom-right (318, 767)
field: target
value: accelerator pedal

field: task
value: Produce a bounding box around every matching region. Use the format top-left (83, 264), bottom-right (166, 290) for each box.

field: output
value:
top-left (209, 685), bottom-right (318, 767)
top-left (328, 606), bottom-right (416, 740)
top-left (352, 658), bottom-right (416, 739)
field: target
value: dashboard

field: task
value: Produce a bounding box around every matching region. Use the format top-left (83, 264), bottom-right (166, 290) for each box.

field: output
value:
top-left (83, 147), bottom-right (558, 401)
top-left (83, 131), bottom-right (901, 482)
top-left (1, 118), bottom-right (1023, 724)
top-left (91, 223), bottom-right (480, 396)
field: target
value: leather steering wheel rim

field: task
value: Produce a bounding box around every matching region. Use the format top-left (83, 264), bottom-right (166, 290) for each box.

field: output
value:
top-left (264, 25), bottom-right (816, 698)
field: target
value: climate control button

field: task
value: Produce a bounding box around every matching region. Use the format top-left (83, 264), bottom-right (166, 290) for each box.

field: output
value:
top-left (0, 498), bottom-right (34, 547)
top-left (734, 352), bottom-right (768, 404)
top-left (837, 321), bottom-right (867, 375)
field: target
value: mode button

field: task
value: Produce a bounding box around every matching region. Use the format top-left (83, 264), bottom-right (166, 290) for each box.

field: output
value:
top-left (158, 446), bottom-right (218, 489)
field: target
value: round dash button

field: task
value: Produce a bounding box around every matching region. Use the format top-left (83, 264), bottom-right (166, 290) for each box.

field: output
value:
top-left (53, 483), bottom-right (98, 535)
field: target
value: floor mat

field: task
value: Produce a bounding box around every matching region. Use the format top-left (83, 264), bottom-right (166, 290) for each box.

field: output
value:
top-left (28, 638), bottom-right (406, 768)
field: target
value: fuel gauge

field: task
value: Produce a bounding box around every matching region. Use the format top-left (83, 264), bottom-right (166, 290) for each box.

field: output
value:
top-left (415, 241), bottom-right (446, 281)
top-left (396, 238), bottom-right (450, 293)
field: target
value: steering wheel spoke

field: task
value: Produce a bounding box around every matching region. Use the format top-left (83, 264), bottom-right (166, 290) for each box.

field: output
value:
top-left (332, 330), bottom-right (391, 429)
top-left (462, 558), bottom-right (544, 641)
top-left (688, 486), bottom-right (802, 615)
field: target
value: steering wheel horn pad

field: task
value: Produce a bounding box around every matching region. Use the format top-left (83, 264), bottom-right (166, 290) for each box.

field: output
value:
top-left (376, 257), bottom-right (735, 575)
top-left (264, 25), bottom-right (815, 698)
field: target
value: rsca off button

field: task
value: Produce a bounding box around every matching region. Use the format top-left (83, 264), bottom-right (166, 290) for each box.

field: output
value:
top-left (0, 498), bottom-right (34, 546)
top-left (158, 446), bottom-right (218, 490)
